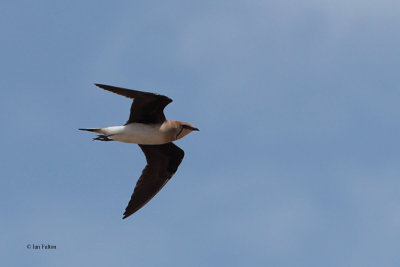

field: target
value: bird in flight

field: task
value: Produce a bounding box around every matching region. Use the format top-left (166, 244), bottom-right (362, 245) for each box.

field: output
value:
top-left (80, 84), bottom-right (199, 219)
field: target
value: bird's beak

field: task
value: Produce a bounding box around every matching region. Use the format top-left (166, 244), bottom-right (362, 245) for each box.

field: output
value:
top-left (182, 125), bottom-right (199, 131)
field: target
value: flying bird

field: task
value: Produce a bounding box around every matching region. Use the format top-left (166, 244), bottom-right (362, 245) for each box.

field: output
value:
top-left (79, 84), bottom-right (199, 219)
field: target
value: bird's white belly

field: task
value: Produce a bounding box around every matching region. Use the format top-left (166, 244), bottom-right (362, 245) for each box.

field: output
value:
top-left (102, 124), bottom-right (169, 145)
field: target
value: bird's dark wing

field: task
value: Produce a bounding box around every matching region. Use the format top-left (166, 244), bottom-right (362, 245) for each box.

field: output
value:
top-left (94, 83), bottom-right (172, 124)
top-left (122, 143), bottom-right (185, 219)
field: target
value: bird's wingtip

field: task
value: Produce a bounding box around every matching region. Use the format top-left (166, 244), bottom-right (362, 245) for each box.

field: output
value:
top-left (94, 83), bottom-right (111, 89)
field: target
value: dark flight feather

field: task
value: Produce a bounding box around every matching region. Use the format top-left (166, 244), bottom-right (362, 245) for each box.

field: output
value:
top-left (122, 142), bottom-right (184, 219)
top-left (94, 83), bottom-right (172, 124)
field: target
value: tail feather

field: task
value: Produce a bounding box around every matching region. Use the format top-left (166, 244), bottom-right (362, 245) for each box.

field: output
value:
top-left (79, 128), bottom-right (101, 133)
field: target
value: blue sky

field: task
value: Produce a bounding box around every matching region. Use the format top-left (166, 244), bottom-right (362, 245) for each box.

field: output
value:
top-left (1, 0), bottom-right (400, 266)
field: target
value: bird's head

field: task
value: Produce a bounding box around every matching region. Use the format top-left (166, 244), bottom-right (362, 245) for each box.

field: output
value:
top-left (175, 121), bottom-right (199, 140)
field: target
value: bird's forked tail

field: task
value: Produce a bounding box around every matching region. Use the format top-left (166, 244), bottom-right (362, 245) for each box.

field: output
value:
top-left (79, 128), bottom-right (102, 133)
top-left (79, 128), bottom-right (114, 141)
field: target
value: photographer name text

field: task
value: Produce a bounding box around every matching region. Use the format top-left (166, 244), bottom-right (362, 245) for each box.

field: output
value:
top-left (27, 244), bottom-right (56, 250)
